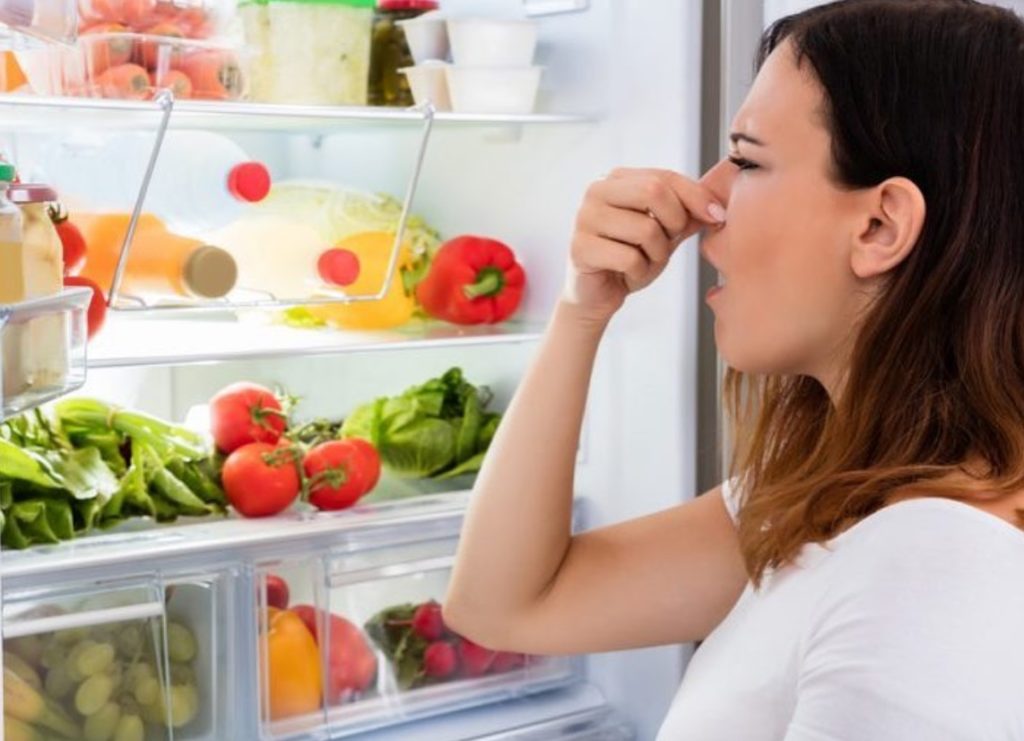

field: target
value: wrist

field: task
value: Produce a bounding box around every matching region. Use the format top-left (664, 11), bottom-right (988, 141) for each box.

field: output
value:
top-left (553, 300), bottom-right (614, 336)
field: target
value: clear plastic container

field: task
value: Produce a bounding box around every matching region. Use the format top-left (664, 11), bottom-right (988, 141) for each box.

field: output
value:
top-left (15, 31), bottom-right (248, 100)
top-left (0, 0), bottom-right (78, 43)
top-left (367, 0), bottom-right (438, 107)
top-left (77, 0), bottom-right (231, 38)
top-left (257, 541), bottom-right (579, 739)
top-left (0, 287), bottom-right (90, 418)
top-left (241, 0), bottom-right (373, 106)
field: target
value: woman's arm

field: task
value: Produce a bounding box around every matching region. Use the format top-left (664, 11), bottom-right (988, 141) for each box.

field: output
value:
top-left (443, 170), bottom-right (746, 654)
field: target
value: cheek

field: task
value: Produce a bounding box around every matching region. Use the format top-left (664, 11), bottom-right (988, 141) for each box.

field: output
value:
top-left (713, 179), bottom-right (856, 374)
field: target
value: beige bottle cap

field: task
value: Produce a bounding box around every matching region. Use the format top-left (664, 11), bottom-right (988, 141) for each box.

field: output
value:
top-left (183, 245), bottom-right (238, 299)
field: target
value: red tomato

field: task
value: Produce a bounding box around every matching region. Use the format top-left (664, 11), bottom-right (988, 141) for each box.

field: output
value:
top-left (291, 605), bottom-right (377, 700)
top-left (49, 206), bottom-right (87, 274)
top-left (302, 439), bottom-right (381, 511)
top-left (209, 382), bottom-right (287, 454)
top-left (63, 275), bottom-right (107, 339)
top-left (222, 442), bottom-right (300, 518)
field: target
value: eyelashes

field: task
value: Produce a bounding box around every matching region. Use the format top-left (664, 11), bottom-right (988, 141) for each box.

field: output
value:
top-left (727, 154), bottom-right (759, 171)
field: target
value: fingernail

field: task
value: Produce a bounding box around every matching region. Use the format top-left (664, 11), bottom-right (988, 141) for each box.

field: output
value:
top-left (707, 202), bottom-right (727, 223)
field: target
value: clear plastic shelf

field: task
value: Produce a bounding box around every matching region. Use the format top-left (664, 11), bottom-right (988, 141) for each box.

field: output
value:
top-left (0, 287), bottom-right (91, 420)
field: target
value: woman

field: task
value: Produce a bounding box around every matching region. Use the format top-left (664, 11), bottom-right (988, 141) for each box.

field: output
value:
top-left (444, 0), bottom-right (1024, 738)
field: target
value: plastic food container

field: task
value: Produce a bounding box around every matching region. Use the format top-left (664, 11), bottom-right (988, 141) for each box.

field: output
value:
top-left (400, 60), bottom-right (450, 111)
top-left (395, 11), bottom-right (448, 65)
top-left (447, 18), bottom-right (538, 67)
top-left (15, 32), bottom-right (247, 100)
top-left (241, 0), bottom-right (373, 106)
top-left (445, 65), bottom-right (542, 115)
top-left (0, 0), bottom-right (77, 43)
top-left (77, 0), bottom-right (231, 39)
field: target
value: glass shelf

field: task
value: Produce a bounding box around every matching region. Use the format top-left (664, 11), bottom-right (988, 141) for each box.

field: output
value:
top-left (86, 313), bottom-right (545, 368)
top-left (0, 94), bottom-right (597, 133)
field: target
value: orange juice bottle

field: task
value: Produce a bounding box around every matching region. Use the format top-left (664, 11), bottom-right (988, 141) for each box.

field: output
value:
top-left (77, 213), bottom-right (238, 300)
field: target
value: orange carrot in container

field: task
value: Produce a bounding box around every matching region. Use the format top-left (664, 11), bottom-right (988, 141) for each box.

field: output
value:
top-left (95, 62), bottom-right (150, 99)
top-left (150, 68), bottom-right (192, 98)
top-left (80, 24), bottom-right (133, 76)
top-left (138, 22), bottom-right (185, 70)
top-left (171, 50), bottom-right (243, 100)
top-left (2, 52), bottom-right (27, 91)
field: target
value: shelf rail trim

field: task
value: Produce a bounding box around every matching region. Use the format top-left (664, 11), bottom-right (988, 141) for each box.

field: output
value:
top-left (3, 600), bottom-right (165, 639)
top-left (328, 553), bottom-right (455, 587)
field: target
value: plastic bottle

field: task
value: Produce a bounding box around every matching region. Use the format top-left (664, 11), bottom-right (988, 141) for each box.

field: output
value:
top-left (0, 163), bottom-right (27, 303)
top-left (39, 131), bottom-right (272, 233)
top-left (76, 212), bottom-right (239, 300)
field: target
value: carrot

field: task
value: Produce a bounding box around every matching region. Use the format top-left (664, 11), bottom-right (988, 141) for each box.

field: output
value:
top-left (138, 22), bottom-right (185, 70)
top-left (122, 0), bottom-right (158, 30)
top-left (81, 0), bottom-right (122, 26)
top-left (150, 68), bottom-right (192, 98)
top-left (81, 24), bottom-right (133, 76)
top-left (95, 63), bottom-right (150, 99)
top-left (2, 52), bottom-right (27, 92)
top-left (81, 0), bottom-right (156, 29)
top-left (171, 50), bottom-right (243, 100)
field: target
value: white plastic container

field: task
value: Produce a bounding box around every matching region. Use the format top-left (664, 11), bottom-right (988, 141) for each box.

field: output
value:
top-left (445, 65), bottom-right (542, 115)
top-left (400, 61), bottom-right (451, 110)
top-left (396, 11), bottom-right (448, 63)
top-left (446, 18), bottom-right (538, 67)
top-left (39, 131), bottom-right (271, 234)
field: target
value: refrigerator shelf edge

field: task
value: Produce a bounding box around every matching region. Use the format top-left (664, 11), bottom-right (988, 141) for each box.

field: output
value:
top-left (86, 314), bottom-right (546, 368)
top-left (0, 94), bottom-right (599, 132)
top-left (0, 491), bottom-right (472, 582)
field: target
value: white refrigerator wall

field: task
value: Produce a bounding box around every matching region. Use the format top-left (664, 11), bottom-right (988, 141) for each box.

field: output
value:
top-left (77, 1), bottom-right (704, 737)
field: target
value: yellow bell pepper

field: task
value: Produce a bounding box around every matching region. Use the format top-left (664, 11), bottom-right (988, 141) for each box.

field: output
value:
top-left (263, 608), bottom-right (323, 720)
top-left (307, 231), bottom-right (416, 330)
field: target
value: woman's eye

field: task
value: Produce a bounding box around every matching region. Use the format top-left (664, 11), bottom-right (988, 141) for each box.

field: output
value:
top-left (728, 155), bottom-right (759, 171)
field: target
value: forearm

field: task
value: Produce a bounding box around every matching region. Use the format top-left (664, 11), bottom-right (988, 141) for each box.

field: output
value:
top-left (443, 301), bottom-right (608, 638)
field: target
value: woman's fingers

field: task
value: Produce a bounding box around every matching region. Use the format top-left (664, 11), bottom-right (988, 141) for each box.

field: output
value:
top-left (577, 201), bottom-right (676, 266)
top-left (571, 232), bottom-right (652, 288)
top-left (607, 167), bottom-right (726, 237)
top-left (590, 177), bottom-right (690, 238)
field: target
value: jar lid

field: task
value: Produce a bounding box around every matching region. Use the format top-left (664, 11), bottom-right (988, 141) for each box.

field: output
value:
top-left (267, 0), bottom-right (374, 6)
top-left (0, 163), bottom-right (16, 182)
top-left (378, 0), bottom-right (439, 10)
top-left (7, 183), bottom-right (58, 204)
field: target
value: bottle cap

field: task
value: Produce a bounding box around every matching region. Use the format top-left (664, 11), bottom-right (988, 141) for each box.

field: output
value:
top-left (183, 245), bottom-right (239, 298)
top-left (0, 163), bottom-right (17, 182)
top-left (227, 162), bottom-right (272, 203)
top-left (378, 0), bottom-right (439, 10)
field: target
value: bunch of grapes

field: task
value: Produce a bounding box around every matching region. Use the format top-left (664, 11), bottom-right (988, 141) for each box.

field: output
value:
top-left (6, 617), bottom-right (201, 741)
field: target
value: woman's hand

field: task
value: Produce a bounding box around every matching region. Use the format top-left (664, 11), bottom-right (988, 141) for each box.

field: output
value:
top-left (563, 167), bottom-right (725, 325)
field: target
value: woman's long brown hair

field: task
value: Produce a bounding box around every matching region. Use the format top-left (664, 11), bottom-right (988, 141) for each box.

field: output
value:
top-left (728, 0), bottom-right (1024, 586)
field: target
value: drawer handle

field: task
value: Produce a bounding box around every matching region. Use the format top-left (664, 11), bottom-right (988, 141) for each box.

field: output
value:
top-left (4, 601), bottom-right (165, 640)
top-left (329, 554), bottom-right (455, 587)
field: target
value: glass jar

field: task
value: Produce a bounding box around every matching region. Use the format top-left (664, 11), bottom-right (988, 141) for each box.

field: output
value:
top-left (368, 0), bottom-right (438, 107)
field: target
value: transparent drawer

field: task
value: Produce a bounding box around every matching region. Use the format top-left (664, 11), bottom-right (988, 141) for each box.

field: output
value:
top-left (77, 0), bottom-right (232, 39)
top-left (3, 572), bottom-right (232, 741)
top-left (254, 540), bottom-right (581, 736)
top-left (1, 288), bottom-right (91, 420)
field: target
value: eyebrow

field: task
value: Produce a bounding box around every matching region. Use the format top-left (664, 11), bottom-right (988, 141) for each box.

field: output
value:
top-left (729, 132), bottom-right (766, 146)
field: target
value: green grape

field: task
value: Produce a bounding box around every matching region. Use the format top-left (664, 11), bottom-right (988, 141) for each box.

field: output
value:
top-left (84, 701), bottom-right (121, 741)
top-left (107, 661), bottom-right (125, 695)
top-left (67, 639), bottom-right (98, 682)
top-left (54, 626), bottom-right (90, 645)
top-left (165, 623), bottom-right (197, 664)
top-left (113, 713), bottom-right (144, 741)
top-left (75, 642), bottom-right (116, 677)
top-left (133, 676), bottom-right (160, 708)
top-left (40, 639), bottom-right (66, 670)
top-left (167, 684), bottom-right (198, 728)
top-left (169, 664), bottom-right (195, 686)
top-left (76, 672), bottom-right (115, 716)
top-left (116, 626), bottom-right (143, 658)
top-left (125, 661), bottom-right (154, 687)
top-left (44, 664), bottom-right (75, 700)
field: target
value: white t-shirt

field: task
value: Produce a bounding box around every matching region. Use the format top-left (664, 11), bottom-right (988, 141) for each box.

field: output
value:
top-left (656, 479), bottom-right (1024, 741)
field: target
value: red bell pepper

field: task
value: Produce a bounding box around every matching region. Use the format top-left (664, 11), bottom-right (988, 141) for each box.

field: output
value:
top-left (415, 236), bottom-right (526, 325)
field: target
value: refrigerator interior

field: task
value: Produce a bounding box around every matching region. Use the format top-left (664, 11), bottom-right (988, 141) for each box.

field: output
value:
top-left (0, 0), bottom-right (704, 738)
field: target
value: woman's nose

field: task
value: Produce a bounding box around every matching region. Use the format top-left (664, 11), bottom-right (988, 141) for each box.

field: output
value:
top-left (699, 158), bottom-right (734, 208)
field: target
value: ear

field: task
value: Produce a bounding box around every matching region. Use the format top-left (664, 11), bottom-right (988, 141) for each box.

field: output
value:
top-left (849, 177), bottom-right (926, 280)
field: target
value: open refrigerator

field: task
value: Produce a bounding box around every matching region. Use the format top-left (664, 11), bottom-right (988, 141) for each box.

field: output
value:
top-left (0, 0), bottom-right (730, 739)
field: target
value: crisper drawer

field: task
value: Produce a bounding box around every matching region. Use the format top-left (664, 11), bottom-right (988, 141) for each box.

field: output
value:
top-left (255, 540), bottom-right (581, 740)
top-left (2, 570), bottom-right (236, 741)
